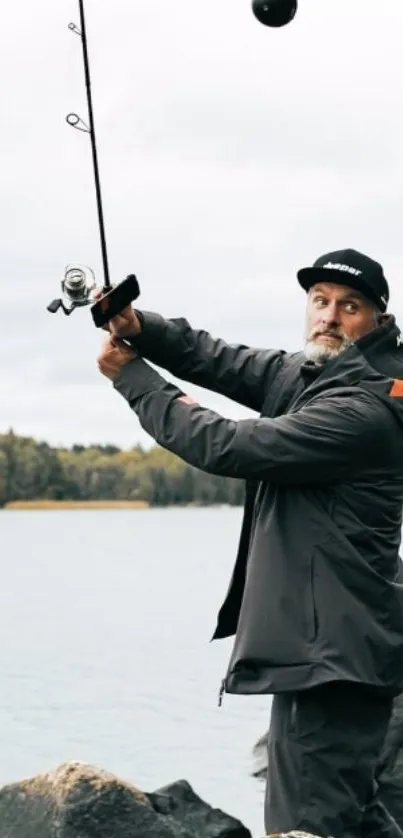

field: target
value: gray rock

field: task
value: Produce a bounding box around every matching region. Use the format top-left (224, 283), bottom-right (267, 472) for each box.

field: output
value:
top-left (0, 761), bottom-right (251, 838)
top-left (263, 833), bottom-right (327, 838)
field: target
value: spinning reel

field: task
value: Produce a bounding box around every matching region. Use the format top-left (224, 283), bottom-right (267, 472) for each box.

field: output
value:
top-left (47, 265), bottom-right (139, 328)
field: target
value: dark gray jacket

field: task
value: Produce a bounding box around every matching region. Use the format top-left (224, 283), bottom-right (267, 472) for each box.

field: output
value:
top-left (114, 312), bottom-right (403, 697)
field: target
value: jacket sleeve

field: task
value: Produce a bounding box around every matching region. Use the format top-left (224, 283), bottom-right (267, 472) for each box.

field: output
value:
top-left (127, 310), bottom-right (285, 413)
top-left (113, 358), bottom-right (393, 485)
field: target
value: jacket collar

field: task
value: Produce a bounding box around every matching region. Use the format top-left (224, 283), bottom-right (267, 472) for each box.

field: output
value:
top-left (295, 315), bottom-right (403, 408)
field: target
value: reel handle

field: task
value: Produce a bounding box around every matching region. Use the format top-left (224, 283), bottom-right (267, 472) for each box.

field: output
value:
top-left (91, 274), bottom-right (140, 327)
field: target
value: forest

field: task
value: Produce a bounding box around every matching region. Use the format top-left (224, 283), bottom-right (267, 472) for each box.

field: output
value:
top-left (0, 430), bottom-right (244, 508)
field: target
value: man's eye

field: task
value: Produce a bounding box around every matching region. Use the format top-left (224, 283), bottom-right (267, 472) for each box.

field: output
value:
top-left (345, 303), bottom-right (358, 313)
top-left (314, 298), bottom-right (327, 307)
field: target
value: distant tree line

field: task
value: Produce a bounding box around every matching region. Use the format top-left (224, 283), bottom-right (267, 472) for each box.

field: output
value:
top-left (0, 430), bottom-right (244, 508)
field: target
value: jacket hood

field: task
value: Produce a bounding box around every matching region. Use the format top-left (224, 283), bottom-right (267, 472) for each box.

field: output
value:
top-left (298, 315), bottom-right (403, 429)
top-left (357, 314), bottom-right (403, 378)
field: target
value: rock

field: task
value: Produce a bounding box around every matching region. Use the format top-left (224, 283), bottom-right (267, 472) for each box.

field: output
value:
top-left (252, 693), bottom-right (403, 831)
top-left (147, 779), bottom-right (250, 837)
top-left (0, 761), bottom-right (251, 838)
top-left (264, 833), bottom-right (325, 838)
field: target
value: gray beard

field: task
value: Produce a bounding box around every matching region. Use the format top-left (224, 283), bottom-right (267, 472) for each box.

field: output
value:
top-left (304, 337), bottom-right (353, 365)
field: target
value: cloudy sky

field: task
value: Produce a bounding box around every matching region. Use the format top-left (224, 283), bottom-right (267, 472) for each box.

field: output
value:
top-left (2, 0), bottom-right (403, 449)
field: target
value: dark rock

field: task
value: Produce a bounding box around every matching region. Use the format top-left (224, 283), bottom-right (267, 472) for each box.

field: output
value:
top-left (0, 761), bottom-right (251, 838)
top-left (146, 779), bottom-right (250, 837)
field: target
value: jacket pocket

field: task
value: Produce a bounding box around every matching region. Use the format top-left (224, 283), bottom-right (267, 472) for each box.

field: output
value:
top-left (303, 552), bottom-right (318, 644)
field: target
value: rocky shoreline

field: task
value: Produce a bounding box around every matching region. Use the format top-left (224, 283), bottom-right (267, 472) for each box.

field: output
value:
top-left (2, 694), bottom-right (403, 837)
top-left (0, 762), bottom-right (251, 838)
top-left (0, 761), bottom-right (328, 838)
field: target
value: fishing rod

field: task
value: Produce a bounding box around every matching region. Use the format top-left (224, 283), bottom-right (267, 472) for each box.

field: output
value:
top-left (47, 0), bottom-right (140, 328)
top-left (47, 0), bottom-right (295, 325)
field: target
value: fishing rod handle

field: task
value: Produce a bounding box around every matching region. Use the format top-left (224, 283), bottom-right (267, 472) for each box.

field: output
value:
top-left (91, 274), bottom-right (140, 327)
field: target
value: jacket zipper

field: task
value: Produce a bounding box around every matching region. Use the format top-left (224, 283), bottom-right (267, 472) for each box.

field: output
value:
top-left (218, 678), bottom-right (226, 707)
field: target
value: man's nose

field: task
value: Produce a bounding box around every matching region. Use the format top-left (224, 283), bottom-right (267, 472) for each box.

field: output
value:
top-left (321, 302), bottom-right (339, 324)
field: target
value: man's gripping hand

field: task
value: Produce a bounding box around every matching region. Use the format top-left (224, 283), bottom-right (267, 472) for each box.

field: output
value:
top-left (93, 288), bottom-right (142, 339)
top-left (97, 336), bottom-right (137, 382)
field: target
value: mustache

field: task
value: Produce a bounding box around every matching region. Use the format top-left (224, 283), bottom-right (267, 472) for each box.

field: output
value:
top-left (309, 328), bottom-right (344, 340)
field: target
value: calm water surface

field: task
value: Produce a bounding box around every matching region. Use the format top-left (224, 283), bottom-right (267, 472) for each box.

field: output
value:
top-left (0, 508), bottom-right (270, 836)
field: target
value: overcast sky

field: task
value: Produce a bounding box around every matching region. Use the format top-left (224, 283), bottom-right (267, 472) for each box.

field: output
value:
top-left (2, 0), bottom-right (403, 449)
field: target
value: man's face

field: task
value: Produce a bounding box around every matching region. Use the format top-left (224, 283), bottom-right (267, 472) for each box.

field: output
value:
top-left (304, 282), bottom-right (379, 363)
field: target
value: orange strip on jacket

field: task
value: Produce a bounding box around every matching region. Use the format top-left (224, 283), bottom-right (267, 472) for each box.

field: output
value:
top-left (390, 379), bottom-right (403, 397)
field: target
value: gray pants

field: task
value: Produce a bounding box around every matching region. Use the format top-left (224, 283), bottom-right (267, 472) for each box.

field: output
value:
top-left (265, 683), bottom-right (403, 838)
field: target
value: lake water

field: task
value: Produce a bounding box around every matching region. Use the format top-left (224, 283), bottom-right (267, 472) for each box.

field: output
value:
top-left (0, 507), bottom-right (270, 836)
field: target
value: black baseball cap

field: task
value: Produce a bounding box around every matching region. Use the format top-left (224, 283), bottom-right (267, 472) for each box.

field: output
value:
top-left (297, 248), bottom-right (389, 313)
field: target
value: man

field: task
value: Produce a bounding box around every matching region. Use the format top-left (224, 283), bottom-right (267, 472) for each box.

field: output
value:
top-left (97, 248), bottom-right (403, 838)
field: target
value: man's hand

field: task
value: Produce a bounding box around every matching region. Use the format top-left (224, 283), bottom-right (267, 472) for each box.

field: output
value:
top-left (97, 336), bottom-right (137, 381)
top-left (93, 288), bottom-right (142, 339)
